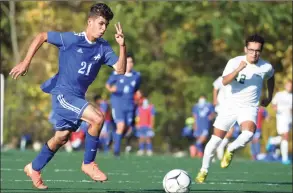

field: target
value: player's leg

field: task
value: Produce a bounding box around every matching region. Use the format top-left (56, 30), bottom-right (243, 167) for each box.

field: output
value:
top-left (276, 116), bottom-right (291, 164)
top-left (222, 109), bottom-right (257, 168)
top-left (25, 129), bottom-right (72, 189)
top-left (280, 132), bottom-right (290, 164)
top-left (25, 94), bottom-right (87, 189)
top-left (125, 126), bottom-right (134, 153)
top-left (125, 106), bottom-right (137, 153)
top-left (250, 129), bottom-right (261, 160)
top-left (195, 129), bottom-right (209, 158)
top-left (112, 107), bottom-right (126, 156)
top-left (196, 109), bottom-right (236, 183)
top-left (146, 127), bottom-right (155, 156)
top-left (216, 126), bottom-right (234, 160)
top-left (80, 104), bottom-right (108, 181)
top-left (146, 137), bottom-right (153, 156)
top-left (99, 122), bottom-right (110, 153)
top-left (189, 130), bottom-right (199, 158)
top-left (137, 127), bottom-right (145, 155)
top-left (103, 123), bottom-right (111, 154)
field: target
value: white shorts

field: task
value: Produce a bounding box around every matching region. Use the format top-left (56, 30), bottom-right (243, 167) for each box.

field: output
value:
top-left (276, 115), bottom-right (292, 135)
top-left (213, 106), bottom-right (258, 132)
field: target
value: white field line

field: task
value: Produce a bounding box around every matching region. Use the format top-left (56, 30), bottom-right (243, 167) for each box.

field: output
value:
top-left (1, 168), bottom-right (292, 176)
top-left (0, 178), bottom-right (288, 186)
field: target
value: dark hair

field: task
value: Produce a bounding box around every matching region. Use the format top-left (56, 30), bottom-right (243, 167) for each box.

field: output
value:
top-left (127, 52), bottom-right (135, 62)
top-left (199, 94), bottom-right (206, 98)
top-left (245, 34), bottom-right (265, 50)
top-left (93, 94), bottom-right (101, 101)
top-left (127, 52), bottom-right (134, 59)
top-left (88, 3), bottom-right (114, 21)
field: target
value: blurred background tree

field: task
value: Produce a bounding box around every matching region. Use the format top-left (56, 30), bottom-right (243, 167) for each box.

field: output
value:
top-left (1, 1), bottom-right (292, 154)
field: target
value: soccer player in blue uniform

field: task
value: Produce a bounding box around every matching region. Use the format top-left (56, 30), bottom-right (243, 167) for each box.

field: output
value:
top-left (106, 53), bottom-right (141, 156)
top-left (9, 3), bottom-right (126, 189)
top-left (190, 95), bottom-right (215, 158)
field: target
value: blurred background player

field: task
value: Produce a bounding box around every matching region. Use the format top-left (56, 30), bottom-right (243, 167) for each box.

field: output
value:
top-left (213, 76), bottom-right (239, 160)
top-left (250, 106), bottom-right (268, 160)
top-left (190, 94), bottom-right (215, 158)
top-left (135, 98), bottom-right (156, 156)
top-left (93, 95), bottom-right (113, 154)
top-left (267, 80), bottom-right (292, 164)
top-left (68, 121), bottom-right (88, 151)
top-left (106, 52), bottom-right (141, 156)
top-left (124, 90), bottom-right (144, 154)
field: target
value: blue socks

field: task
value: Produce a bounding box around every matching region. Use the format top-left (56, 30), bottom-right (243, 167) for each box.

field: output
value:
top-left (84, 131), bottom-right (99, 164)
top-left (32, 143), bottom-right (55, 171)
top-left (139, 142), bottom-right (145, 150)
top-left (114, 133), bottom-right (122, 156)
top-left (251, 142), bottom-right (261, 159)
top-left (146, 142), bottom-right (153, 151)
top-left (195, 142), bottom-right (203, 153)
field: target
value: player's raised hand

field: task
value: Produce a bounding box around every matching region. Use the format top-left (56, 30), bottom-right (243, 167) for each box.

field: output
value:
top-left (9, 60), bottom-right (30, 79)
top-left (237, 61), bottom-right (247, 72)
top-left (114, 22), bottom-right (125, 46)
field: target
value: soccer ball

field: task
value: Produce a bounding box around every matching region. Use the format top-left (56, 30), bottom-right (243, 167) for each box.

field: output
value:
top-left (163, 169), bottom-right (191, 193)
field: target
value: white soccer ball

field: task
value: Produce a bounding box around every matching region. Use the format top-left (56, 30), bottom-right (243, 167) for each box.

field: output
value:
top-left (163, 169), bottom-right (191, 193)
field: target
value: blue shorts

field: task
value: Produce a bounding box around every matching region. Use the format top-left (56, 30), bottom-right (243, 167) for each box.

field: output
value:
top-left (111, 106), bottom-right (134, 126)
top-left (50, 94), bottom-right (89, 131)
top-left (193, 129), bottom-right (209, 138)
top-left (182, 126), bottom-right (193, 138)
top-left (136, 126), bottom-right (154, 138)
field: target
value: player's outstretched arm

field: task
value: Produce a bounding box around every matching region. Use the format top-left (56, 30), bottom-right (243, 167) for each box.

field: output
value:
top-left (261, 75), bottom-right (275, 107)
top-left (105, 83), bottom-right (117, 93)
top-left (9, 32), bottom-right (48, 79)
top-left (222, 61), bottom-right (247, 86)
top-left (112, 22), bottom-right (126, 74)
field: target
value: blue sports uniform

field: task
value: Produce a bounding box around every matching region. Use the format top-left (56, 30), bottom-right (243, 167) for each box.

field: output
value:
top-left (41, 31), bottom-right (118, 131)
top-left (107, 70), bottom-right (141, 126)
top-left (192, 102), bottom-right (214, 137)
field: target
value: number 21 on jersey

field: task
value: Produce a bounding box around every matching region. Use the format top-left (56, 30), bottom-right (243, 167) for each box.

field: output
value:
top-left (78, 61), bottom-right (92, 76)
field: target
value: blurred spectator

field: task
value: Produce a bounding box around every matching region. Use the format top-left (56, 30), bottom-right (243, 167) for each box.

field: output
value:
top-left (135, 98), bottom-right (156, 156)
top-left (267, 80), bottom-right (292, 164)
top-left (250, 106), bottom-right (269, 160)
top-left (190, 94), bottom-right (215, 158)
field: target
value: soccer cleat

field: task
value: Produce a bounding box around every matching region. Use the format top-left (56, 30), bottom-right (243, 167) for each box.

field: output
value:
top-left (266, 137), bottom-right (272, 151)
top-left (136, 150), bottom-right (144, 156)
top-left (282, 160), bottom-right (291, 165)
top-left (221, 150), bottom-right (234, 168)
top-left (24, 163), bottom-right (48, 189)
top-left (81, 162), bottom-right (107, 182)
top-left (146, 150), bottom-right (153, 156)
top-left (195, 170), bottom-right (208, 183)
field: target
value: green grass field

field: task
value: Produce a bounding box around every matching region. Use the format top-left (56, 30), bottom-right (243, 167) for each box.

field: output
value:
top-left (1, 150), bottom-right (292, 193)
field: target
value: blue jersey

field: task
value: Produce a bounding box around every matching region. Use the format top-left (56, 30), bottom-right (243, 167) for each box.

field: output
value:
top-left (41, 31), bottom-right (118, 97)
top-left (192, 102), bottom-right (214, 130)
top-left (107, 70), bottom-right (141, 109)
